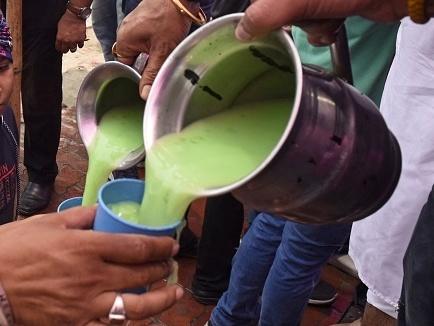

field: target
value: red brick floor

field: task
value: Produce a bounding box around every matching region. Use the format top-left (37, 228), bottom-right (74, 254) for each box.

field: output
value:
top-left (17, 105), bottom-right (359, 325)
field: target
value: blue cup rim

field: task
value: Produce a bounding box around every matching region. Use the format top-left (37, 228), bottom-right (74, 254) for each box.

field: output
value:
top-left (98, 178), bottom-right (182, 231)
top-left (57, 196), bottom-right (84, 212)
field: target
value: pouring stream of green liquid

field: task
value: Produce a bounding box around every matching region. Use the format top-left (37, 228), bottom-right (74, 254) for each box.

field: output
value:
top-left (109, 99), bottom-right (291, 226)
top-left (82, 105), bottom-right (144, 206)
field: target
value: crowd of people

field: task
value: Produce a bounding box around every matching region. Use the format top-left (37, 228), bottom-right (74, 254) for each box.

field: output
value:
top-left (0, 0), bottom-right (433, 325)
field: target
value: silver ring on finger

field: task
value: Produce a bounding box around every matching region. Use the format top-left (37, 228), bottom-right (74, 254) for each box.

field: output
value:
top-left (108, 294), bottom-right (126, 323)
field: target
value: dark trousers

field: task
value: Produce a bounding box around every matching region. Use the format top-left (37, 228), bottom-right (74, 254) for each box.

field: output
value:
top-left (22, 0), bottom-right (66, 184)
top-left (193, 194), bottom-right (244, 293)
top-left (398, 185), bottom-right (434, 326)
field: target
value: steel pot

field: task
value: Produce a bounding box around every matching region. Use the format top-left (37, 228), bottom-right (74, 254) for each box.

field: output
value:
top-left (76, 55), bottom-right (147, 170)
top-left (143, 14), bottom-right (401, 224)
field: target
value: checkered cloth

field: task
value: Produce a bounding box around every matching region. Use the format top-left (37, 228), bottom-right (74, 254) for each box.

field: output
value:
top-left (0, 11), bottom-right (12, 62)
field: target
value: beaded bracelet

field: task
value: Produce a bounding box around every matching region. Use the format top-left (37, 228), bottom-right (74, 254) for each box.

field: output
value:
top-left (408, 0), bottom-right (429, 23)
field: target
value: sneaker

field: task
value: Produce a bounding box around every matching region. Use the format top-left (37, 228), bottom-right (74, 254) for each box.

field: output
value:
top-left (112, 166), bottom-right (139, 179)
top-left (308, 280), bottom-right (338, 306)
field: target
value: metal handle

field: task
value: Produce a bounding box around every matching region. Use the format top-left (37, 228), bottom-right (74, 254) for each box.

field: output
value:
top-left (132, 53), bottom-right (149, 75)
top-left (329, 25), bottom-right (354, 85)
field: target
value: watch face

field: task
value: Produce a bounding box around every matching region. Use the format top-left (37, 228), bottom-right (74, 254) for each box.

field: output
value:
top-left (80, 7), bottom-right (92, 20)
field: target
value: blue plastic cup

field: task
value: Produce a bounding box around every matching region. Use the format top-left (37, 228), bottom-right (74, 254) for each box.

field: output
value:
top-left (94, 178), bottom-right (181, 293)
top-left (58, 180), bottom-right (180, 293)
top-left (94, 178), bottom-right (181, 235)
top-left (57, 197), bottom-right (83, 212)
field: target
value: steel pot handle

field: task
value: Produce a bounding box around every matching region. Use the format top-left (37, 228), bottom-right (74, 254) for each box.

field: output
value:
top-left (132, 53), bottom-right (149, 75)
top-left (329, 25), bottom-right (354, 85)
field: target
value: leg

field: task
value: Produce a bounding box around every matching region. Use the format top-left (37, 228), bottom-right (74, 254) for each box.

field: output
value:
top-left (259, 221), bottom-right (351, 326)
top-left (192, 194), bottom-right (244, 304)
top-left (210, 212), bottom-right (286, 325)
top-left (20, 0), bottom-right (66, 214)
top-left (91, 0), bottom-right (118, 61)
top-left (398, 186), bottom-right (434, 326)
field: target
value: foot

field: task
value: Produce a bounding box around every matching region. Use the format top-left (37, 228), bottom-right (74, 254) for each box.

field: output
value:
top-left (308, 280), bottom-right (338, 306)
top-left (191, 285), bottom-right (223, 305)
top-left (19, 182), bottom-right (53, 216)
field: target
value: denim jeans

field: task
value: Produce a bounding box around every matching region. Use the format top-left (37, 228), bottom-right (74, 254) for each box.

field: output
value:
top-left (92, 0), bottom-right (124, 61)
top-left (210, 213), bottom-right (351, 326)
top-left (122, 0), bottom-right (140, 15)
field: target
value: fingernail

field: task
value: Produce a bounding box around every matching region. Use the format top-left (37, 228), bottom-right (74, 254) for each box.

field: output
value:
top-left (172, 243), bottom-right (180, 256)
top-left (141, 85), bottom-right (151, 100)
top-left (175, 287), bottom-right (184, 300)
top-left (235, 23), bottom-right (252, 42)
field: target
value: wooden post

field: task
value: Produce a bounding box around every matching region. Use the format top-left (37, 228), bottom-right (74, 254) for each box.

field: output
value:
top-left (6, 0), bottom-right (22, 129)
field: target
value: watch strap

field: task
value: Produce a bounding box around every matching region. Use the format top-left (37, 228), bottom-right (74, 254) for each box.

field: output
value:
top-left (66, 1), bottom-right (91, 19)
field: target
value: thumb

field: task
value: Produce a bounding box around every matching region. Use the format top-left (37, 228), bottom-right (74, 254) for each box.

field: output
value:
top-left (58, 206), bottom-right (97, 229)
top-left (139, 44), bottom-right (173, 100)
top-left (235, 0), bottom-right (282, 41)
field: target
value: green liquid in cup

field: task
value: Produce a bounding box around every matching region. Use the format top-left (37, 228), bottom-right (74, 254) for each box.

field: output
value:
top-left (109, 201), bottom-right (141, 223)
top-left (82, 105), bottom-right (144, 206)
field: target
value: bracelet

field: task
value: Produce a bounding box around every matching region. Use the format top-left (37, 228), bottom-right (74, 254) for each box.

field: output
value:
top-left (408, 0), bottom-right (429, 23)
top-left (170, 0), bottom-right (207, 26)
top-left (0, 284), bottom-right (13, 326)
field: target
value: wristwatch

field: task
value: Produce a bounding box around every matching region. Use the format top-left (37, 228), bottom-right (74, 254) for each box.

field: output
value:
top-left (66, 1), bottom-right (92, 20)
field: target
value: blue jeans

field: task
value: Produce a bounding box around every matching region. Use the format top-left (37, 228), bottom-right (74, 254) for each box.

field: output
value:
top-left (122, 0), bottom-right (140, 15)
top-left (92, 0), bottom-right (124, 61)
top-left (210, 213), bottom-right (351, 326)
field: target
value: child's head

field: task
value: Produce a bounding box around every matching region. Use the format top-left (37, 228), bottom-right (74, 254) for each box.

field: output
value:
top-left (0, 12), bottom-right (13, 107)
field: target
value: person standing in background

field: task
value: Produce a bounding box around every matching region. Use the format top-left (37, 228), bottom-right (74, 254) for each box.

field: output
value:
top-left (349, 18), bottom-right (434, 325)
top-left (19, 0), bottom-right (92, 216)
top-left (92, 0), bottom-right (124, 62)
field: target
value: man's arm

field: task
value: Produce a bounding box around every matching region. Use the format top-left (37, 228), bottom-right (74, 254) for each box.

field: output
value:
top-left (56, 0), bottom-right (93, 53)
top-left (235, 0), bottom-right (409, 42)
top-left (116, 0), bottom-right (202, 99)
top-left (0, 207), bottom-right (183, 324)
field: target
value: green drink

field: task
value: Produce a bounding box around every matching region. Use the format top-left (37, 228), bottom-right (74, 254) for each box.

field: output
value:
top-left (136, 99), bottom-right (291, 226)
top-left (84, 99), bottom-right (290, 227)
top-left (82, 105), bottom-right (144, 206)
top-left (109, 201), bottom-right (141, 223)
